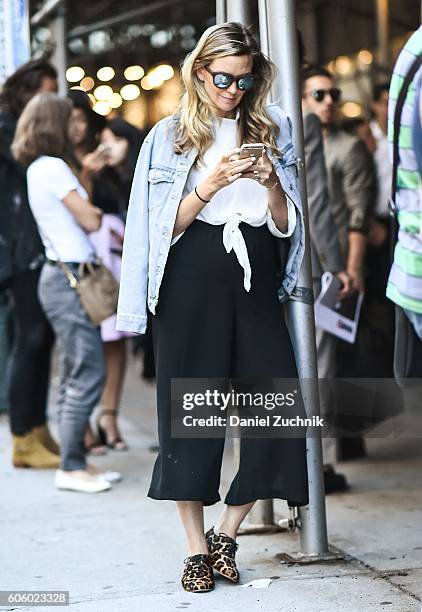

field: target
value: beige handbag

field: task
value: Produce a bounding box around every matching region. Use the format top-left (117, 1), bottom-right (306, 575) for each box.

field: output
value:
top-left (36, 216), bottom-right (119, 327)
top-left (59, 260), bottom-right (119, 327)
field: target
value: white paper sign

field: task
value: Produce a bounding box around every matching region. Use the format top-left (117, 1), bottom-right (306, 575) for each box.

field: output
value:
top-left (314, 271), bottom-right (364, 344)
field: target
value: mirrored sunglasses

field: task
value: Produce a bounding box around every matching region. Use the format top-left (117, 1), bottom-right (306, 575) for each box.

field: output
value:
top-left (204, 66), bottom-right (255, 91)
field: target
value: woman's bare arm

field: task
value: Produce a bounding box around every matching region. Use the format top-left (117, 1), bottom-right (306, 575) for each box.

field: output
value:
top-left (62, 190), bottom-right (103, 232)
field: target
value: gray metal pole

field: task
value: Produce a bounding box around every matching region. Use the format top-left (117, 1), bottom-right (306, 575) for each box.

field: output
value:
top-left (257, 0), bottom-right (269, 57)
top-left (375, 0), bottom-right (390, 69)
top-left (216, 0), bottom-right (227, 23)
top-left (262, 0), bottom-right (329, 556)
top-left (217, 0), bottom-right (254, 24)
top-left (227, 0), bottom-right (254, 24)
top-left (50, 5), bottom-right (67, 95)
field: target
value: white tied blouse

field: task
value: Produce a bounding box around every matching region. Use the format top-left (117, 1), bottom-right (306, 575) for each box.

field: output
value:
top-left (174, 113), bottom-right (297, 291)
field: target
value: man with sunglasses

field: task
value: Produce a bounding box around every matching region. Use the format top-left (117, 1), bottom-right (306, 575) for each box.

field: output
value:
top-left (302, 65), bottom-right (375, 463)
top-left (302, 65), bottom-right (374, 293)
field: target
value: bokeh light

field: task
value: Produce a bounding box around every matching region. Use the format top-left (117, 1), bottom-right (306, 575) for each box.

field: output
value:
top-left (97, 66), bottom-right (115, 81)
top-left (341, 101), bottom-right (362, 118)
top-left (80, 76), bottom-right (95, 91)
top-left (120, 84), bottom-right (141, 100)
top-left (94, 85), bottom-right (114, 101)
top-left (93, 101), bottom-right (111, 116)
top-left (110, 92), bottom-right (123, 108)
top-left (66, 66), bottom-right (85, 82)
top-left (358, 50), bottom-right (373, 65)
top-left (124, 65), bottom-right (145, 81)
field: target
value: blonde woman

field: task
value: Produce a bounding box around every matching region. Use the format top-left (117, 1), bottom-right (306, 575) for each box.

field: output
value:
top-left (117, 22), bottom-right (308, 592)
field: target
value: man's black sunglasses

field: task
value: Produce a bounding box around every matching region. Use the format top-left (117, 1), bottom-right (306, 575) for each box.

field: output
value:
top-left (204, 66), bottom-right (255, 91)
top-left (304, 87), bottom-right (342, 103)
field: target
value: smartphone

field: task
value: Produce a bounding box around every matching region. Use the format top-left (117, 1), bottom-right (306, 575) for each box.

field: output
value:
top-left (239, 143), bottom-right (264, 160)
top-left (96, 143), bottom-right (111, 155)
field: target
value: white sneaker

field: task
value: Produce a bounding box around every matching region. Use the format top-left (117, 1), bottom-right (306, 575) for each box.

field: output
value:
top-left (95, 470), bottom-right (122, 483)
top-left (55, 469), bottom-right (111, 493)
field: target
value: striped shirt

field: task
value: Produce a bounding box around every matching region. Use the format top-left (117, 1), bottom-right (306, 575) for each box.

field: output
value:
top-left (386, 26), bottom-right (422, 314)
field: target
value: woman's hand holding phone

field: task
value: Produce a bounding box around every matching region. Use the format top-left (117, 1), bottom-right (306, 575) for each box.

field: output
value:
top-left (240, 149), bottom-right (278, 188)
top-left (199, 147), bottom-right (255, 199)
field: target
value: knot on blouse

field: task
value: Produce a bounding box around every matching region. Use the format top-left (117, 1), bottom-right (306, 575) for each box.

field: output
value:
top-left (222, 213), bottom-right (252, 292)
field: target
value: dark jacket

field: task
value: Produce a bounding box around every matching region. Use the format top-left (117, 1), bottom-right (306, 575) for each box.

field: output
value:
top-left (0, 111), bottom-right (44, 287)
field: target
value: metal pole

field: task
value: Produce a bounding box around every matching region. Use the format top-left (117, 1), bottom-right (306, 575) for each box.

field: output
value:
top-left (227, 0), bottom-right (254, 24)
top-left (50, 4), bottom-right (67, 95)
top-left (262, 0), bottom-right (330, 558)
top-left (216, 0), bottom-right (227, 23)
top-left (375, 0), bottom-right (390, 69)
top-left (216, 0), bottom-right (253, 25)
top-left (257, 0), bottom-right (269, 58)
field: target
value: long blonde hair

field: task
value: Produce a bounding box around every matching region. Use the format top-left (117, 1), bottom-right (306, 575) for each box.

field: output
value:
top-left (174, 22), bottom-right (280, 160)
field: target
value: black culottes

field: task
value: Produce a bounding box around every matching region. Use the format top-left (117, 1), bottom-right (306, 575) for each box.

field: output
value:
top-left (148, 220), bottom-right (309, 507)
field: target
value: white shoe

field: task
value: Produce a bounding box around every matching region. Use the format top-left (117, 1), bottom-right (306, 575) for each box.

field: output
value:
top-left (55, 469), bottom-right (111, 493)
top-left (95, 470), bottom-right (122, 483)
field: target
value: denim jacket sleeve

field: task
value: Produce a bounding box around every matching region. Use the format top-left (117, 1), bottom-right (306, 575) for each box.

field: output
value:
top-left (266, 104), bottom-right (305, 301)
top-left (116, 124), bottom-right (157, 334)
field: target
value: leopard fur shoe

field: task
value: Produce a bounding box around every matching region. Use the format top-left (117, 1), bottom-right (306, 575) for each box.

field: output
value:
top-left (181, 553), bottom-right (214, 593)
top-left (205, 527), bottom-right (240, 583)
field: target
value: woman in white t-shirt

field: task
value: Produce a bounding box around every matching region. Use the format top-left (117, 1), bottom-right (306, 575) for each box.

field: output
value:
top-left (12, 92), bottom-right (120, 493)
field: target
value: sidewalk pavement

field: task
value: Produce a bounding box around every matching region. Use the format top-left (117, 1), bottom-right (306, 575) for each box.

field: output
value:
top-left (1, 355), bottom-right (421, 612)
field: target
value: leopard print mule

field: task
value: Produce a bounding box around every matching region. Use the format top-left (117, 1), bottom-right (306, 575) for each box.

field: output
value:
top-left (181, 553), bottom-right (214, 593)
top-left (205, 527), bottom-right (240, 583)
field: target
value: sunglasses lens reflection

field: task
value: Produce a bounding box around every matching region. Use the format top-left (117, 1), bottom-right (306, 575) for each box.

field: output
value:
top-left (238, 76), bottom-right (254, 91)
top-left (214, 73), bottom-right (232, 88)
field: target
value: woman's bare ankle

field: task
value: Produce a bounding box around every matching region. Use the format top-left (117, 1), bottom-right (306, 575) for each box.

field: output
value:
top-left (213, 522), bottom-right (237, 540)
top-left (186, 535), bottom-right (209, 556)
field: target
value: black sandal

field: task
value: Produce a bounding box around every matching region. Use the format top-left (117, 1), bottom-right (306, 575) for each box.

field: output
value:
top-left (206, 527), bottom-right (240, 583)
top-left (181, 554), bottom-right (214, 593)
top-left (97, 410), bottom-right (128, 451)
top-left (84, 424), bottom-right (107, 456)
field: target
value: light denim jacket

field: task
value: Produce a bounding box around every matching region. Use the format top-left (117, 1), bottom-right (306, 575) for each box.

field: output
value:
top-left (116, 103), bottom-right (304, 334)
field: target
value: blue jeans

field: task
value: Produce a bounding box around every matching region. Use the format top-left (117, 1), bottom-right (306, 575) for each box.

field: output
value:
top-left (38, 263), bottom-right (106, 471)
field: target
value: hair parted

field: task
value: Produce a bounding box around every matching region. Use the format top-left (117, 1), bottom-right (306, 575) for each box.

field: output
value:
top-left (173, 22), bottom-right (280, 160)
top-left (11, 92), bottom-right (74, 167)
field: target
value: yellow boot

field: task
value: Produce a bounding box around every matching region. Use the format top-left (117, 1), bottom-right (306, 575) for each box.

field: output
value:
top-left (12, 431), bottom-right (61, 469)
top-left (33, 424), bottom-right (60, 455)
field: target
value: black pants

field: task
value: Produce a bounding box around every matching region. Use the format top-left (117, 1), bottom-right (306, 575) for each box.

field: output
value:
top-left (149, 220), bottom-right (309, 507)
top-left (8, 267), bottom-right (55, 435)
